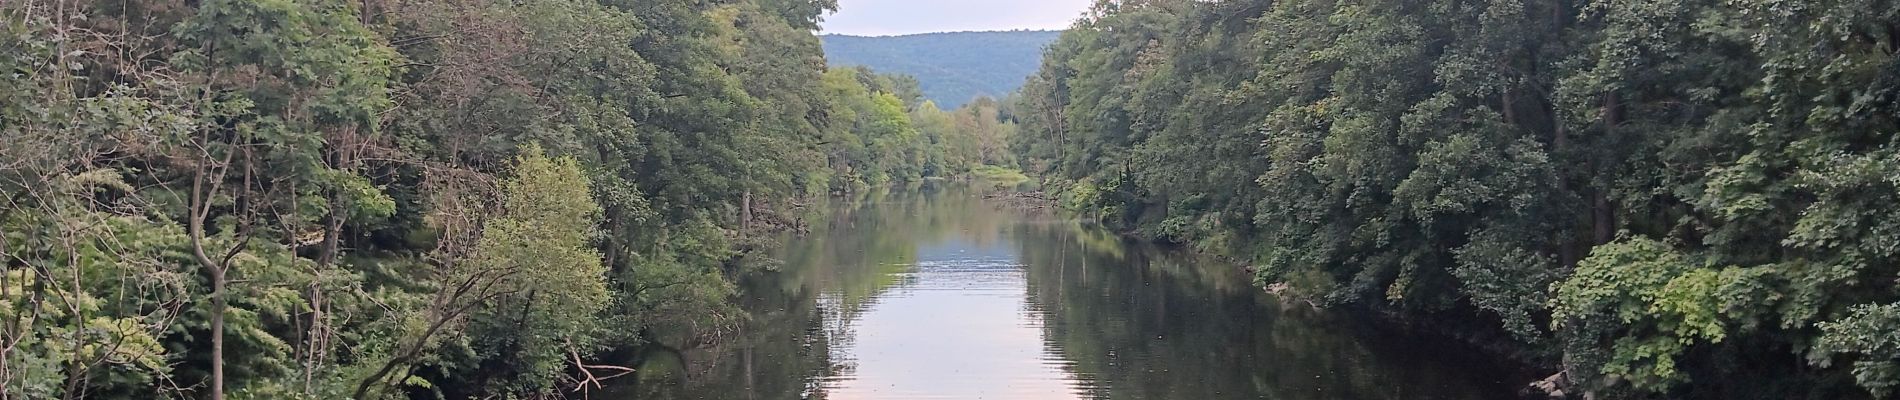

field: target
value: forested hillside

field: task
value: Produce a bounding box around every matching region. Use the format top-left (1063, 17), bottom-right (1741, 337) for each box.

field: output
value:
top-left (822, 31), bottom-right (1061, 108)
top-left (1012, 0), bottom-right (1900, 398)
top-left (0, 0), bottom-right (1014, 398)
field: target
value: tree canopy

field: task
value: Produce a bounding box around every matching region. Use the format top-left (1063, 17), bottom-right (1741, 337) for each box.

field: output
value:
top-left (1010, 0), bottom-right (1900, 397)
top-left (0, 0), bottom-right (1014, 398)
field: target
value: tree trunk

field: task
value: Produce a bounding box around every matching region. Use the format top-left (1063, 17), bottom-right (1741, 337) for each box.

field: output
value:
top-left (1593, 93), bottom-right (1620, 245)
top-left (188, 161), bottom-right (228, 400)
top-left (1593, 193), bottom-right (1614, 244)
top-left (604, 218), bottom-right (621, 272)
top-left (1501, 87), bottom-right (1518, 125)
top-left (303, 286), bottom-right (325, 394)
top-left (308, 136), bottom-right (354, 394)
top-left (0, 223), bottom-right (10, 400)
top-left (210, 266), bottom-right (227, 400)
top-left (319, 146), bottom-right (351, 267)
top-left (1551, 97), bottom-right (1577, 267)
top-left (744, 346), bottom-right (756, 399)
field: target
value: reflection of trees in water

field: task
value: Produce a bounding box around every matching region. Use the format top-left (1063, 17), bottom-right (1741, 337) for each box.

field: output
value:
top-left (602, 254), bottom-right (845, 399)
top-left (1013, 221), bottom-right (1516, 400)
top-left (606, 186), bottom-right (1020, 399)
top-left (608, 186), bottom-right (1515, 400)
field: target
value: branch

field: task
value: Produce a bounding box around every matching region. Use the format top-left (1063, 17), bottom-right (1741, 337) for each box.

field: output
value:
top-left (566, 341), bottom-right (635, 393)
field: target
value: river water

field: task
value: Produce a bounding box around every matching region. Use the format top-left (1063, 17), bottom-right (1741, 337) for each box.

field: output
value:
top-left (608, 186), bottom-right (1524, 399)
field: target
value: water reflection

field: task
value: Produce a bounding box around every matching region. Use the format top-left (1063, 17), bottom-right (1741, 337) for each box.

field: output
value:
top-left (605, 187), bottom-right (1519, 399)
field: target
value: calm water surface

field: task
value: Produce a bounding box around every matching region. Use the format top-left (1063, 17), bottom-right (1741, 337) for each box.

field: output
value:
top-left (608, 187), bottom-right (1524, 399)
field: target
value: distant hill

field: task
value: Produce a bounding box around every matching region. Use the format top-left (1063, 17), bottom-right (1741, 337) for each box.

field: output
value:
top-left (822, 30), bottom-right (1062, 108)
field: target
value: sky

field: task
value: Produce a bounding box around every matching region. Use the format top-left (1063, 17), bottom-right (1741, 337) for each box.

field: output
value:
top-left (820, 0), bottom-right (1093, 36)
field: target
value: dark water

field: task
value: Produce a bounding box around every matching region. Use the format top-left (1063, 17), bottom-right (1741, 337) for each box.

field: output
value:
top-left (608, 187), bottom-right (1524, 399)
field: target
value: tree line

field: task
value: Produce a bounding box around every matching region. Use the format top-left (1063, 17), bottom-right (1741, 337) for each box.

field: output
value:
top-left (1009, 0), bottom-right (1900, 398)
top-left (0, 0), bottom-right (1014, 398)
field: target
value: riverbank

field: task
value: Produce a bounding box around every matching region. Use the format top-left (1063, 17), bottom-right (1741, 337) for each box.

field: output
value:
top-left (612, 185), bottom-right (1532, 399)
top-left (993, 176), bottom-right (1560, 396)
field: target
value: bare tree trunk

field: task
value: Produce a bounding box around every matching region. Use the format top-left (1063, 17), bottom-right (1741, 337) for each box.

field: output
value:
top-left (63, 231), bottom-right (86, 399)
top-left (0, 220), bottom-right (10, 400)
top-left (209, 266), bottom-right (227, 400)
top-left (303, 286), bottom-right (325, 394)
top-left (1054, 104), bottom-right (1066, 171)
top-left (186, 126), bottom-right (243, 400)
top-left (744, 346), bottom-right (755, 399)
top-left (189, 164), bottom-right (227, 400)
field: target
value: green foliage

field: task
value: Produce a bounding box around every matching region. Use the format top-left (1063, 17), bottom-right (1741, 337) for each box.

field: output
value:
top-left (0, 216), bottom-right (191, 398)
top-left (2, 0), bottom-right (1015, 397)
top-left (436, 146), bottom-right (611, 396)
top-left (816, 68), bottom-right (1012, 191)
top-left (1551, 238), bottom-right (1780, 391)
top-left (479, 146), bottom-right (610, 319)
top-left (1011, 0), bottom-right (1900, 397)
top-left (1817, 304), bottom-right (1900, 397)
top-left (970, 165), bottom-right (1030, 189)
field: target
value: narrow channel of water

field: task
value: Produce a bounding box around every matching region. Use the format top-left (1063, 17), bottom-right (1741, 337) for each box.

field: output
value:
top-left (608, 186), bottom-right (1523, 399)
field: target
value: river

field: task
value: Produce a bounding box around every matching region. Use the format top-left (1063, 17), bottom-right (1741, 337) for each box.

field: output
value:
top-left (606, 185), bottom-right (1526, 399)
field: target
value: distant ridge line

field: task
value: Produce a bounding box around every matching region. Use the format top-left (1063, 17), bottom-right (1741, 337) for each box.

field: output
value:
top-left (820, 29), bottom-right (1065, 39)
top-left (820, 30), bottom-right (1063, 108)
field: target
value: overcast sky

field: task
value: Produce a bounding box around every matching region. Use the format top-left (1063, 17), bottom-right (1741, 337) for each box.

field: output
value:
top-left (820, 0), bottom-right (1092, 36)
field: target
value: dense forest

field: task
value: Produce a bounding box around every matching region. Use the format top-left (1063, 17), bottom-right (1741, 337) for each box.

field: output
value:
top-left (0, 0), bottom-right (1020, 398)
top-left (822, 31), bottom-right (1061, 108)
top-left (12, 0), bottom-right (1900, 398)
top-left (1010, 0), bottom-right (1900, 398)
